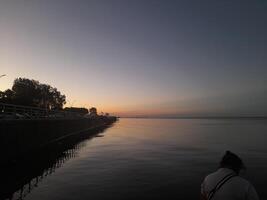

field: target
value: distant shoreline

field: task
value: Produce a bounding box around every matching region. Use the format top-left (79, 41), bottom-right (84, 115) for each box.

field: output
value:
top-left (121, 116), bottom-right (267, 120)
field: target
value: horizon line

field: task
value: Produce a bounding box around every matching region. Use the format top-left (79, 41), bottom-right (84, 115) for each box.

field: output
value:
top-left (120, 116), bottom-right (267, 119)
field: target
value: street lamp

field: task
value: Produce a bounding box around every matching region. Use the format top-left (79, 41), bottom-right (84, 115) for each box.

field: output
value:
top-left (0, 74), bottom-right (6, 78)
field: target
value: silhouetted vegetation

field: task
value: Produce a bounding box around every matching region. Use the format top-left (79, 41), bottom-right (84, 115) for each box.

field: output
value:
top-left (0, 77), bottom-right (115, 119)
top-left (0, 78), bottom-right (66, 110)
top-left (89, 107), bottom-right (98, 116)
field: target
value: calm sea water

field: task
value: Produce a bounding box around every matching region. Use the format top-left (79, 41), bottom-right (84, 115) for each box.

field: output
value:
top-left (5, 118), bottom-right (267, 200)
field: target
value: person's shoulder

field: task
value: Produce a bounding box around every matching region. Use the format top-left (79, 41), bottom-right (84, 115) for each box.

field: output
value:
top-left (202, 170), bottom-right (220, 184)
top-left (233, 177), bottom-right (259, 199)
top-left (204, 172), bottom-right (215, 181)
top-left (233, 176), bottom-right (250, 184)
top-left (204, 168), bottom-right (227, 179)
top-left (205, 171), bottom-right (217, 180)
top-left (231, 176), bottom-right (254, 190)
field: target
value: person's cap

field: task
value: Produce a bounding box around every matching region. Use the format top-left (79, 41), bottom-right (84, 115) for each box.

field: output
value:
top-left (220, 150), bottom-right (246, 170)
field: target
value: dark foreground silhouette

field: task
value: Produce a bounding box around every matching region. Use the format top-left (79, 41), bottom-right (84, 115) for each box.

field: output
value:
top-left (0, 124), bottom-right (114, 200)
top-left (201, 151), bottom-right (259, 200)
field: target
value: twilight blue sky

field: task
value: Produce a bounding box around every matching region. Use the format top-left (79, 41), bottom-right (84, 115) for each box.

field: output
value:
top-left (0, 0), bottom-right (267, 116)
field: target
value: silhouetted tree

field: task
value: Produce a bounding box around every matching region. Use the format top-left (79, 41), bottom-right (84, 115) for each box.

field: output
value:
top-left (11, 78), bottom-right (40, 106)
top-left (89, 107), bottom-right (97, 116)
top-left (0, 78), bottom-right (66, 109)
top-left (0, 89), bottom-right (14, 104)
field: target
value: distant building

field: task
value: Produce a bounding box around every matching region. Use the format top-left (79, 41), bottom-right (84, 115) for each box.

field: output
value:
top-left (64, 107), bottom-right (89, 115)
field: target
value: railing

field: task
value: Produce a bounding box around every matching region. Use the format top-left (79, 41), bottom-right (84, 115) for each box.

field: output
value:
top-left (0, 103), bottom-right (84, 120)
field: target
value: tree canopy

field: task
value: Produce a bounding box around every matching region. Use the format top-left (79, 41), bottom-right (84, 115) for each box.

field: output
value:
top-left (0, 78), bottom-right (66, 109)
top-left (89, 107), bottom-right (97, 116)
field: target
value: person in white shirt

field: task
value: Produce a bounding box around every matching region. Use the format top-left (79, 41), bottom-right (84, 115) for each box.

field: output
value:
top-left (200, 151), bottom-right (259, 200)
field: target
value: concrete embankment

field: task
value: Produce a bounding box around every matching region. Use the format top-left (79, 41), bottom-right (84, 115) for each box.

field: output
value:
top-left (0, 116), bottom-right (117, 164)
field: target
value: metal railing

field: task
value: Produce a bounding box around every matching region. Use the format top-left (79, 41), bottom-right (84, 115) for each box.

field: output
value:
top-left (0, 103), bottom-right (84, 120)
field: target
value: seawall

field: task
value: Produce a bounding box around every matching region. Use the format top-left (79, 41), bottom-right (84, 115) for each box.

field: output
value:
top-left (0, 116), bottom-right (117, 164)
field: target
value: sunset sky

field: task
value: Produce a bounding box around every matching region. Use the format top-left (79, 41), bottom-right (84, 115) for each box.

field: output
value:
top-left (0, 0), bottom-right (267, 117)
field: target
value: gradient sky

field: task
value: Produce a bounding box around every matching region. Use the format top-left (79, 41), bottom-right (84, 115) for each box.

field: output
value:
top-left (0, 0), bottom-right (267, 117)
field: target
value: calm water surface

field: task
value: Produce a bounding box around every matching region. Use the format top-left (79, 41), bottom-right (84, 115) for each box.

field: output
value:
top-left (6, 118), bottom-right (267, 200)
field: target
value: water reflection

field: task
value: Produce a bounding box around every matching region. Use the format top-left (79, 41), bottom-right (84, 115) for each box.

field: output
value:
top-left (0, 125), bottom-right (113, 200)
top-left (2, 119), bottom-right (267, 200)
